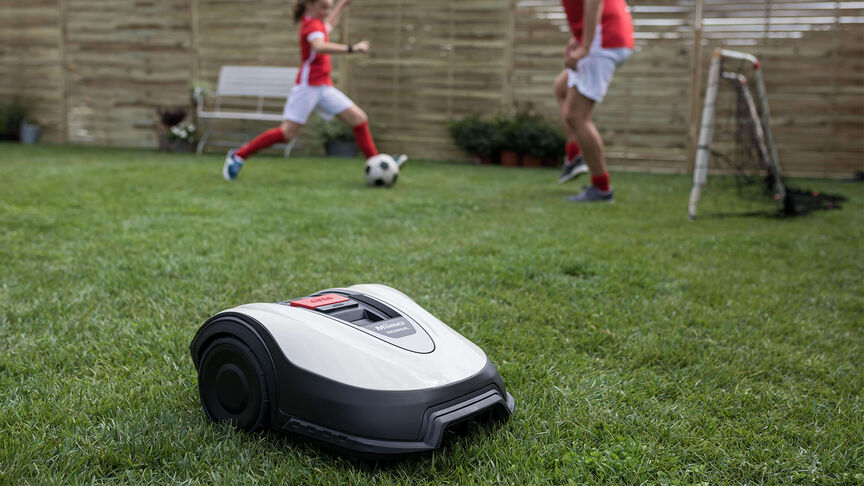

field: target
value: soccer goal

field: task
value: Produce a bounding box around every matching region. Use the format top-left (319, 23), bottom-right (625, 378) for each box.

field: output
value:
top-left (688, 48), bottom-right (789, 219)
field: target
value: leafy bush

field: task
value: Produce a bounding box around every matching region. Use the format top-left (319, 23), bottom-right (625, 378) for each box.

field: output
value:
top-left (448, 114), bottom-right (502, 157)
top-left (0, 98), bottom-right (28, 141)
top-left (494, 115), bottom-right (522, 153)
top-left (500, 114), bottom-right (565, 158)
top-left (158, 107), bottom-right (187, 127)
top-left (449, 112), bottom-right (565, 159)
top-left (522, 117), bottom-right (566, 158)
top-left (307, 117), bottom-right (355, 145)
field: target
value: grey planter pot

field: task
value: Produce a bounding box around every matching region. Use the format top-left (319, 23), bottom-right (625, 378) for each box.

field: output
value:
top-left (167, 140), bottom-right (196, 153)
top-left (20, 122), bottom-right (42, 144)
top-left (324, 140), bottom-right (357, 157)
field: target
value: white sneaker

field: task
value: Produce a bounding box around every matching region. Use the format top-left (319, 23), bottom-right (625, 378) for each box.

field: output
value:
top-left (223, 150), bottom-right (245, 181)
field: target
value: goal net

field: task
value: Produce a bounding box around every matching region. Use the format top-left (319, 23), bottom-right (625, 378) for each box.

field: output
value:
top-left (688, 49), bottom-right (844, 219)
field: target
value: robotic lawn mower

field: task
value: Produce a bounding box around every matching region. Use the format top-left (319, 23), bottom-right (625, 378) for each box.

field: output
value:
top-left (190, 284), bottom-right (515, 458)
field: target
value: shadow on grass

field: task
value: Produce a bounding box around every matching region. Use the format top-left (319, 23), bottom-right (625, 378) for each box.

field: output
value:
top-left (257, 416), bottom-right (507, 471)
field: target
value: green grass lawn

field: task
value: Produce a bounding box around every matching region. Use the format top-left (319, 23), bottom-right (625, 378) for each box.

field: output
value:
top-left (1, 144), bottom-right (862, 484)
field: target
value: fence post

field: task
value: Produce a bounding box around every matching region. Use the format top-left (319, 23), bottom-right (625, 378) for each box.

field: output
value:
top-left (503, 0), bottom-right (517, 110)
top-left (59, 0), bottom-right (68, 143)
top-left (687, 0), bottom-right (704, 172)
top-left (190, 0), bottom-right (199, 87)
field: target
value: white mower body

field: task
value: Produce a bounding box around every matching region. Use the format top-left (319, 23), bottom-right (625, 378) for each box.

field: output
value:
top-left (190, 284), bottom-right (514, 458)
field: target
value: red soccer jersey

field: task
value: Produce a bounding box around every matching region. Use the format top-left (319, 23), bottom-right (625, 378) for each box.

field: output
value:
top-left (561, 0), bottom-right (635, 49)
top-left (296, 16), bottom-right (333, 86)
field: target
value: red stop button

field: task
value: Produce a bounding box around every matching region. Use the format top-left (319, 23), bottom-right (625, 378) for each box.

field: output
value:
top-left (289, 293), bottom-right (349, 309)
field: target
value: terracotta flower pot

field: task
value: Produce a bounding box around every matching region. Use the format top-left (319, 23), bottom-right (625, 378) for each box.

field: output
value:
top-left (522, 155), bottom-right (543, 168)
top-left (500, 150), bottom-right (520, 167)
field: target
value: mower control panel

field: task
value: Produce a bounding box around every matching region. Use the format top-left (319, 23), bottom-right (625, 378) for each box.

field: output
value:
top-left (282, 292), bottom-right (434, 353)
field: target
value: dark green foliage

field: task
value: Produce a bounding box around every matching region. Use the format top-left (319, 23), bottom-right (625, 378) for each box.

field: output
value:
top-left (494, 115), bottom-right (522, 152)
top-left (448, 114), bottom-right (502, 157)
top-left (307, 117), bottom-right (355, 144)
top-left (0, 97), bottom-right (28, 141)
top-left (513, 115), bottom-right (566, 158)
top-left (492, 113), bottom-right (565, 157)
top-left (449, 113), bottom-right (565, 158)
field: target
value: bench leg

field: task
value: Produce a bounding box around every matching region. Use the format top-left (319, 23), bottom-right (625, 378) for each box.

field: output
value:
top-left (283, 137), bottom-right (297, 157)
top-left (197, 118), bottom-right (213, 155)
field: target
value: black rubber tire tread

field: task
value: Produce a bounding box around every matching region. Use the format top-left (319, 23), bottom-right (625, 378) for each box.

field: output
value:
top-left (198, 336), bottom-right (271, 432)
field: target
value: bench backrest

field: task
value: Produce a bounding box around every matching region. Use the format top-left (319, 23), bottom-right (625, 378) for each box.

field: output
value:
top-left (216, 66), bottom-right (298, 98)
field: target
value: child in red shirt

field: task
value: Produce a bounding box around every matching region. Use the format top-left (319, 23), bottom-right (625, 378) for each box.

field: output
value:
top-left (223, 0), bottom-right (400, 180)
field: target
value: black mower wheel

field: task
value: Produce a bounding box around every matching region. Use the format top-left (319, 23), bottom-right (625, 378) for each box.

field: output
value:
top-left (197, 336), bottom-right (270, 432)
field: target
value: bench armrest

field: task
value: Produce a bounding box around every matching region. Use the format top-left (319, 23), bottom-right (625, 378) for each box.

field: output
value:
top-left (193, 87), bottom-right (216, 112)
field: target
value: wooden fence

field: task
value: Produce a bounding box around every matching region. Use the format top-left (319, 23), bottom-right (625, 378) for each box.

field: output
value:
top-left (1, 0), bottom-right (861, 177)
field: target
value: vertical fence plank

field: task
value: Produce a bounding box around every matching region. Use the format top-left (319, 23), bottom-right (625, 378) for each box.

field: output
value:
top-left (687, 0), bottom-right (704, 172)
top-left (503, 0), bottom-right (517, 110)
top-left (191, 0), bottom-right (199, 88)
top-left (59, 0), bottom-right (68, 143)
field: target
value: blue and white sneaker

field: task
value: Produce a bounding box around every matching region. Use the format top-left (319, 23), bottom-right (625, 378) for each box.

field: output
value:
top-left (394, 154), bottom-right (408, 168)
top-left (567, 185), bottom-right (614, 203)
top-left (223, 150), bottom-right (245, 181)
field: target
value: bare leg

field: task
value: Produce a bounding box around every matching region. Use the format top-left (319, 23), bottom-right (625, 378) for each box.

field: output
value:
top-left (337, 104), bottom-right (378, 158)
top-left (555, 70), bottom-right (579, 144)
top-left (225, 120), bottom-right (303, 180)
top-left (336, 104), bottom-right (368, 127)
top-left (234, 120), bottom-right (302, 161)
top-left (279, 120), bottom-right (302, 139)
top-left (563, 87), bottom-right (605, 176)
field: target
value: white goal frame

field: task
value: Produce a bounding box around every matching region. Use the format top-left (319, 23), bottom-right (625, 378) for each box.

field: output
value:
top-left (688, 48), bottom-right (785, 219)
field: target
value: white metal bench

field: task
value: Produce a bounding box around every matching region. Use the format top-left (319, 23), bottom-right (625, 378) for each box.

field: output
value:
top-left (194, 66), bottom-right (298, 156)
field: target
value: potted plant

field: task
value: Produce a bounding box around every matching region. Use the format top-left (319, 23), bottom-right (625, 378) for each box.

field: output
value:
top-left (516, 117), bottom-right (547, 168)
top-left (157, 107), bottom-right (197, 152)
top-left (19, 118), bottom-right (42, 144)
top-left (522, 118), bottom-right (565, 168)
top-left (495, 116), bottom-right (521, 167)
top-left (448, 114), bottom-right (501, 164)
top-left (501, 113), bottom-right (566, 168)
top-left (542, 128), bottom-right (566, 167)
top-left (166, 121), bottom-right (198, 152)
top-left (306, 118), bottom-right (357, 157)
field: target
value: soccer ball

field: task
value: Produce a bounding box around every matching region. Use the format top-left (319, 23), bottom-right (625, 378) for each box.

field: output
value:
top-left (364, 154), bottom-right (402, 187)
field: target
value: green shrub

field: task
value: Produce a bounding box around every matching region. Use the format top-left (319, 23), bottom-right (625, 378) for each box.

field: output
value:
top-left (448, 114), bottom-right (502, 157)
top-left (493, 115), bottom-right (522, 152)
top-left (449, 112), bottom-right (565, 158)
top-left (530, 119), bottom-right (566, 159)
top-left (307, 117), bottom-right (355, 145)
top-left (0, 98), bottom-right (28, 141)
top-left (499, 113), bottom-right (564, 157)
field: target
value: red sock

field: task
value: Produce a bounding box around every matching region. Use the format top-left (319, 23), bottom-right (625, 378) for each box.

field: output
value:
top-left (352, 122), bottom-right (378, 158)
top-left (565, 141), bottom-right (581, 161)
top-left (591, 172), bottom-right (610, 192)
top-left (236, 127), bottom-right (286, 159)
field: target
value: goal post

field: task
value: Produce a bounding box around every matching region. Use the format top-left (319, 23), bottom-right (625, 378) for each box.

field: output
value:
top-left (688, 48), bottom-right (786, 219)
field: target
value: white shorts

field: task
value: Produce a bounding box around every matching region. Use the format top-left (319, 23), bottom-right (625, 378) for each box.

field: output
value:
top-left (282, 84), bottom-right (354, 124)
top-left (567, 47), bottom-right (633, 103)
